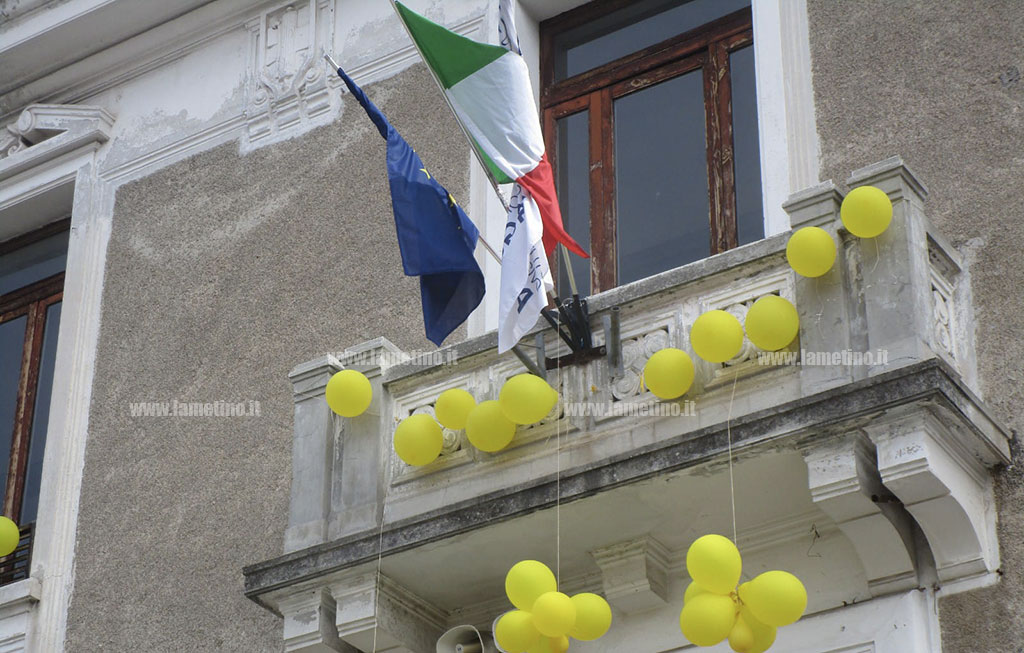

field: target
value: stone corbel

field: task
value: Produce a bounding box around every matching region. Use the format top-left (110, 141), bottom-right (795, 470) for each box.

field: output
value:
top-left (590, 536), bottom-right (669, 614)
top-left (866, 409), bottom-right (999, 582)
top-left (803, 433), bottom-right (918, 596)
top-left (331, 572), bottom-right (446, 653)
top-left (0, 104), bottom-right (115, 180)
top-left (281, 587), bottom-right (355, 653)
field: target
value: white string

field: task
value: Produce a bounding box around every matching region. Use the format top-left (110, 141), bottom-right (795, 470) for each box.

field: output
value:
top-left (371, 431), bottom-right (392, 652)
top-left (726, 369), bottom-right (740, 545)
top-left (555, 304), bottom-right (562, 585)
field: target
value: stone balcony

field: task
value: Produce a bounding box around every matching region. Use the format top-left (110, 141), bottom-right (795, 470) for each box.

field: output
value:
top-left (243, 158), bottom-right (1010, 653)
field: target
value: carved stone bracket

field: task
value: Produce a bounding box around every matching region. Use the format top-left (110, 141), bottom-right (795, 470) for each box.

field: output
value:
top-left (590, 536), bottom-right (669, 614)
top-left (803, 433), bottom-right (918, 596)
top-left (866, 408), bottom-right (999, 582)
top-left (330, 573), bottom-right (445, 653)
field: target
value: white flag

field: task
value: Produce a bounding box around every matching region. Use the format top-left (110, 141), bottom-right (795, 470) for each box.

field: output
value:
top-left (498, 185), bottom-right (554, 352)
top-left (498, 0), bottom-right (521, 55)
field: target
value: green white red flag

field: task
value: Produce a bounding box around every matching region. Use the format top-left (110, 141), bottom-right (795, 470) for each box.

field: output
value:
top-left (393, 1), bottom-right (588, 259)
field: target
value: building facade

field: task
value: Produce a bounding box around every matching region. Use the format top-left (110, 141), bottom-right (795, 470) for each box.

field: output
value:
top-left (0, 0), bottom-right (1021, 651)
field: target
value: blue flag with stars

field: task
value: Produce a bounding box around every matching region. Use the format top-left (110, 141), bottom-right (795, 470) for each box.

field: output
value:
top-left (335, 67), bottom-right (484, 346)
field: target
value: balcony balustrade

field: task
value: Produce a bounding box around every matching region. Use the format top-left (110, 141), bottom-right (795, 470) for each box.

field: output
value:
top-left (243, 158), bottom-right (1010, 653)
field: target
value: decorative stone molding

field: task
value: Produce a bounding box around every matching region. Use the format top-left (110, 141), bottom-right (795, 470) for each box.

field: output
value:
top-left (0, 579), bottom-right (41, 653)
top-left (846, 157), bottom-right (933, 377)
top-left (803, 433), bottom-right (918, 596)
top-left (330, 573), bottom-right (445, 653)
top-left (590, 536), bottom-right (669, 614)
top-left (281, 587), bottom-right (350, 653)
top-left (244, 0), bottom-right (338, 146)
top-left (866, 408), bottom-right (998, 582)
top-left (698, 266), bottom-right (796, 388)
top-left (0, 104), bottom-right (114, 181)
top-left (287, 339), bottom-right (400, 552)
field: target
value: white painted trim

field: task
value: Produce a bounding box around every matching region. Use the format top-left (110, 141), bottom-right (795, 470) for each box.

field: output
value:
top-left (752, 0), bottom-right (821, 235)
top-left (0, 106), bottom-right (115, 653)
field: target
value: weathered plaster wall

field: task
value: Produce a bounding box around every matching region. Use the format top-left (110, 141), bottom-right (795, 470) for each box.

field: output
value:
top-left (806, 1), bottom-right (1024, 649)
top-left (65, 64), bottom-right (470, 652)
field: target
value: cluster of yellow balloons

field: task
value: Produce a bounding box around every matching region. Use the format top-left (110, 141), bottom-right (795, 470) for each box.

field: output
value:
top-left (495, 560), bottom-right (612, 653)
top-left (0, 517), bottom-right (19, 557)
top-left (393, 374), bottom-right (559, 467)
top-left (680, 535), bottom-right (807, 652)
top-left (642, 295), bottom-right (799, 400)
top-left (325, 369), bottom-right (373, 417)
top-left (786, 185), bottom-right (893, 278)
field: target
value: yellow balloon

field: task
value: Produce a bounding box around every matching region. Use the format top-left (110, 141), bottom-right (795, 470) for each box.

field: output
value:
top-left (0, 517), bottom-right (19, 557)
top-left (690, 310), bottom-right (744, 363)
top-left (434, 388), bottom-right (476, 430)
top-left (728, 614), bottom-right (755, 652)
top-left (786, 226), bottom-right (836, 278)
top-left (532, 591), bottom-right (576, 638)
top-left (643, 348), bottom-right (695, 400)
top-left (744, 295), bottom-right (799, 351)
top-left (683, 581), bottom-right (711, 604)
top-left (505, 560), bottom-right (557, 611)
top-left (841, 185), bottom-right (892, 238)
top-left (738, 570), bottom-right (807, 627)
top-left (324, 369), bottom-right (372, 417)
top-left (392, 414), bottom-right (442, 466)
top-left (679, 593), bottom-right (738, 647)
top-left (739, 606), bottom-right (777, 653)
top-left (526, 636), bottom-right (569, 653)
top-left (495, 610), bottom-right (541, 653)
top-left (686, 534), bottom-right (742, 595)
top-left (568, 593), bottom-right (612, 641)
top-left (499, 374), bottom-right (558, 424)
top-left (465, 400), bottom-right (517, 452)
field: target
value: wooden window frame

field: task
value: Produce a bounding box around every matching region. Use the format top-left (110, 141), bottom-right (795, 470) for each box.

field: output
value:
top-left (541, 2), bottom-right (754, 293)
top-left (0, 218), bottom-right (68, 584)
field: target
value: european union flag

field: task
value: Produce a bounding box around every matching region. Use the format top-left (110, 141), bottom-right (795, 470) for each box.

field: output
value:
top-left (335, 67), bottom-right (485, 345)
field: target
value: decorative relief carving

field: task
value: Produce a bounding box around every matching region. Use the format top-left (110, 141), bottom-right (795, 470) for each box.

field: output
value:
top-left (932, 287), bottom-right (953, 357)
top-left (703, 284), bottom-right (799, 389)
top-left (244, 0), bottom-right (337, 144)
top-left (926, 236), bottom-right (960, 364)
top-left (1, 104), bottom-right (115, 162)
top-left (611, 329), bottom-right (669, 401)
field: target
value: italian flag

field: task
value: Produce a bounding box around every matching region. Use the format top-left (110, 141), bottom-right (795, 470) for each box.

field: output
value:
top-left (394, 1), bottom-right (588, 259)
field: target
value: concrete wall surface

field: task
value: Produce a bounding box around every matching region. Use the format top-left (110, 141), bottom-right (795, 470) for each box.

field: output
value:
top-left (64, 65), bottom-right (469, 652)
top-left (806, 1), bottom-right (1024, 649)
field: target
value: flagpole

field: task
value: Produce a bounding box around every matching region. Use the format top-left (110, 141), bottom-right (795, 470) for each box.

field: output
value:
top-left (325, 52), bottom-right (505, 267)
top-left (383, 1), bottom-right (583, 298)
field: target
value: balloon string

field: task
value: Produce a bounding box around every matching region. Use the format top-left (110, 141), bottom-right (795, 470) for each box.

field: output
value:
top-left (555, 304), bottom-right (562, 585)
top-left (371, 434), bottom-right (391, 653)
top-left (726, 368), bottom-right (740, 545)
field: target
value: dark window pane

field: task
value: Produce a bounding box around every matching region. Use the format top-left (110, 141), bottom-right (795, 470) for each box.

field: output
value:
top-left (556, 110), bottom-right (591, 297)
top-left (0, 316), bottom-right (27, 508)
top-left (553, 0), bottom-right (751, 81)
top-left (730, 45), bottom-right (763, 245)
top-left (0, 230), bottom-right (68, 296)
top-left (615, 70), bottom-right (710, 285)
top-left (20, 301), bottom-right (61, 524)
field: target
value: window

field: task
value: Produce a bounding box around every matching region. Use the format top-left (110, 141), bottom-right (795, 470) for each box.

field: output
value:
top-left (0, 219), bottom-right (67, 585)
top-left (541, 0), bottom-right (763, 295)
